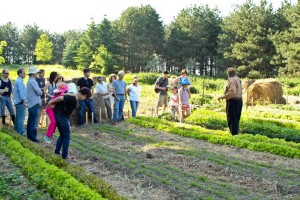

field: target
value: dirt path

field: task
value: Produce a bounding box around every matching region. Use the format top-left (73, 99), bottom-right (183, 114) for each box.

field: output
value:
top-left (42, 122), bottom-right (300, 199)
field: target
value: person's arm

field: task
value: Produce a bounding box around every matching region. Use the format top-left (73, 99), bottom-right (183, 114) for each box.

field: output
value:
top-left (31, 79), bottom-right (43, 96)
top-left (19, 81), bottom-right (27, 104)
top-left (48, 96), bottom-right (64, 106)
top-left (172, 77), bottom-right (180, 86)
top-left (127, 88), bottom-right (131, 97)
top-left (124, 86), bottom-right (127, 99)
top-left (155, 78), bottom-right (167, 90)
top-left (76, 79), bottom-right (81, 93)
top-left (10, 80), bottom-right (13, 95)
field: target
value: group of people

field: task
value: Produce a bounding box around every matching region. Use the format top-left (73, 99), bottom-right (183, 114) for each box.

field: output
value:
top-left (3, 66), bottom-right (141, 159)
top-left (154, 69), bottom-right (193, 121)
top-left (154, 67), bottom-right (243, 136)
top-left (3, 66), bottom-right (242, 159)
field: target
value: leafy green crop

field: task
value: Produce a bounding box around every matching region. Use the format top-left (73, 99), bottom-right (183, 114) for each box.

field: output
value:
top-left (0, 132), bottom-right (106, 200)
top-left (1, 128), bottom-right (126, 200)
top-left (185, 109), bottom-right (300, 143)
top-left (128, 117), bottom-right (300, 158)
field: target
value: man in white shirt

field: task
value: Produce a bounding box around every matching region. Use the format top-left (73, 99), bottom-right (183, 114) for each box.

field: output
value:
top-left (96, 76), bottom-right (112, 120)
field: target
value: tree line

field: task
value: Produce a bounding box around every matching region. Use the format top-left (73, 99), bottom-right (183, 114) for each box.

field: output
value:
top-left (0, 0), bottom-right (299, 78)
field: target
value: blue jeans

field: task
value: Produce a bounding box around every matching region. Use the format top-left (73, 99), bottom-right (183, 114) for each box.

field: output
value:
top-left (55, 113), bottom-right (71, 159)
top-left (1, 96), bottom-right (15, 116)
top-left (27, 104), bottom-right (40, 142)
top-left (78, 99), bottom-right (98, 125)
top-left (14, 103), bottom-right (26, 134)
top-left (130, 100), bottom-right (139, 117)
top-left (113, 95), bottom-right (125, 121)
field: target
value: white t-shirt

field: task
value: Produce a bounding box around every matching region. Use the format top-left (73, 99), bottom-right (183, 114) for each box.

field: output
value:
top-left (96, 82), bottom-right (109, 99)
top-left (128, 84), bottom-right (141, 101)
top-left (170, 93), bottom-right (179, 106)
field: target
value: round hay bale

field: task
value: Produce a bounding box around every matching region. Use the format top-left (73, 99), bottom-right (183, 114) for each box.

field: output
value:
top-left (246, 79), bottom-right (286, 105)
top-left (242, 79), bottom-right (255, 91)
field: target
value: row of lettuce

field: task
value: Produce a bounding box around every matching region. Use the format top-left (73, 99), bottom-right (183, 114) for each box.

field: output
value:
top-left (127, 116), bottom-right (300, 158)
top-left (185, 109), bottom-right (300, 143)
top-left (0, 129), bottom-right (126, 200)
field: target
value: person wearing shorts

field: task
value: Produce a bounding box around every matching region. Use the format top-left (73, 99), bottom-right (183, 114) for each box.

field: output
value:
top-left (155, 71), bottom-right (169, 116)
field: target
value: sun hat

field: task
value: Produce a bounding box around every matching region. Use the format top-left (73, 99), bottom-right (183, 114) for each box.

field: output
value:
top-left (27, 66), bottom-right (39, 75)
top-left (53, 82), bottom-right (71, 94)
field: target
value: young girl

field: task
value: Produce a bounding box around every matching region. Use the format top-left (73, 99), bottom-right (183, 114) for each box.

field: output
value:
top-left (179, 80), bottom-right (191, 120)
top-left (44, 82), bottom-right (70, 144)
top-left (169, 86), bottom-right (179, 120)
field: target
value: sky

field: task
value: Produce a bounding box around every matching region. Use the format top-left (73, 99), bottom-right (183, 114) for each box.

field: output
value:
top-left (0, 0), bottom-right (297, 33)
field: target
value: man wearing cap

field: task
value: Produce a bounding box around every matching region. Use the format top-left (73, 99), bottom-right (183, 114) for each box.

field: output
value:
top-left (154, 70), bottom-right (169, 116)
top-left (27, 66), bottom-right (43, 142)
top-left (112, 71), bottom-right (127, 123)
top-left (218, 67), bottom-right (243, 135)
top-left (76, 68), bottom-right (98, 125)
top-left (0, 69), bottom-right (15, 125)
top-left (13, 68), bottom-right (27, 136)
top-left (48, 87), bottom-right (91, 159)
top-left (36, 69), bottom-right (46, 126)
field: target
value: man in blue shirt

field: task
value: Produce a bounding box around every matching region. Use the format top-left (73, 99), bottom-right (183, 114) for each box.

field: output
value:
top-left (112, 71), bottom-right (127, 123)
top-left (26, 66), bottom-right (43, 142)
top-left (13, 69), bottom-right (27, 136)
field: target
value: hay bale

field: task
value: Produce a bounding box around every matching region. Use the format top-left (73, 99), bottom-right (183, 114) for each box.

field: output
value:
top-left (247, 79), bottom-right (286, 105)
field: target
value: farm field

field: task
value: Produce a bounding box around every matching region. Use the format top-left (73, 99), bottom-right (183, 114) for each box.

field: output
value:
top-left (0, 65), bottom-right (299, 199)
top-left (1, 105), bottom-right (300, 199)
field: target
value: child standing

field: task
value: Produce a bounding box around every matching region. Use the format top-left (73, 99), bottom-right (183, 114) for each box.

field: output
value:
top-left (179, 80), bottom-right (191, 120)
top-left (169, 86), bottom-right (179, 120)
top-left (44, 82), bottom-right (70, 144)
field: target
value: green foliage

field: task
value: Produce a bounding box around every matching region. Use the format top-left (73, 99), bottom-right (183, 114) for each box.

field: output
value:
top-left (34, 33), bottom-right (53, 63)
top-left (90, 45), bottom-right (115, 75)
top-left (128, 116), bottom-right (300, 158)
top-left (0, 40), bottom-right (7, 64)
top-left (62, 40), bottom-right (79, 68)
top-left (271, 1), bottom-right (300, 77)
top-left (219, 0), bottom-right (278, 78)
top-left (190, 94), bottom-right (213, 105)
top-left (0, 132), bottom-right (106, 200)
top-left (116, 5), bottom-right (164, 72)
top-left (185, 109), bottom-right (300, 143)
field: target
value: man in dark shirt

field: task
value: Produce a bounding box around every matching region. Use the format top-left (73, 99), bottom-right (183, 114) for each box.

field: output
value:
top-left (154, 70), bottom-right (169, 116)
top-left (36, 69), bottom-right (46, 125)
top-left (76, 68), bottom-right (98, 125)
top-left (48, 86), bottom-right (91, 159)
top-left (0, 69), bottom-right (15, 125)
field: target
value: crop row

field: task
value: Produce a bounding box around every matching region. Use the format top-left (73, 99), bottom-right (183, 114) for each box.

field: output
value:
top-left (0, 132), bottom-right (105, 200)
top-left (1, 128), bottom-right (126, 200)
top-left (127, 117), bottom-right (300, 158)
top-left (242, 109), bottom-right (300, 122)
top-left (185, 109), bottom-right (300, 143)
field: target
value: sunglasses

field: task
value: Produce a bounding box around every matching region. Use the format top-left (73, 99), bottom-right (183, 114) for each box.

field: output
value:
top-left (4, 73), bottom-right (9, 74)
